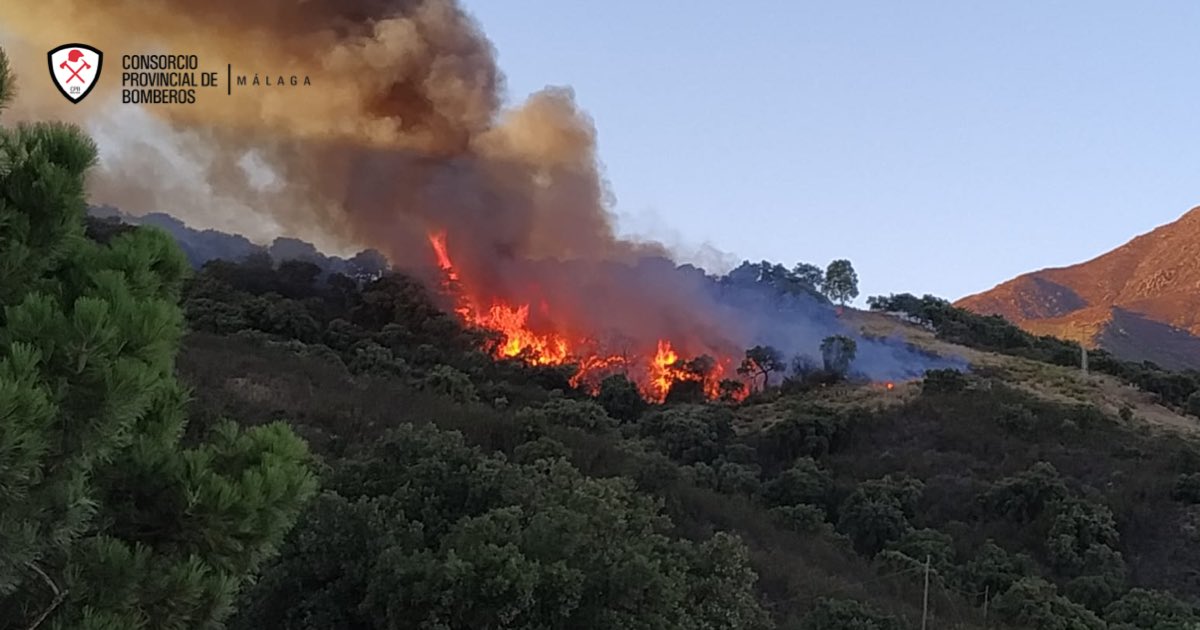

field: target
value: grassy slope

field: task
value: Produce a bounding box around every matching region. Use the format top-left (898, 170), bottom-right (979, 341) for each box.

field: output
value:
top-left (848, 309), bottom-right (1199, 438)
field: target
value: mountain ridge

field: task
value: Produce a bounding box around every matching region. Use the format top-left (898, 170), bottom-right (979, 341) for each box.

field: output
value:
top-left (957, 206), bottom-right (1200, 370)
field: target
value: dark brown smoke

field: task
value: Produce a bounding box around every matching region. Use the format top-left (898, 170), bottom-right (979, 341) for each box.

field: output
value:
top-left (2, 0), bottom-right (969, 386)
top-left (1, 0), bottom-right (665, 270)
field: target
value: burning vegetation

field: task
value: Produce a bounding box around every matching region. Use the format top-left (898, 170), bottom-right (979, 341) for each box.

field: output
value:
top-left (428, 231), bottom-right (744, 401)
top-left (2, 0), bottom-right (964, 399)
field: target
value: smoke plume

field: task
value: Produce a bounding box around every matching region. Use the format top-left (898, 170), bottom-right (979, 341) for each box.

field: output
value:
top-left (2, 0), bottom-right (658, 264)
top-left (1, 0), bottom-right (962, 383)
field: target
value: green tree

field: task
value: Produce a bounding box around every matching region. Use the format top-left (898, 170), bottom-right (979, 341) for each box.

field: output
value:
top-left (761, 457), bottom-right (833, 509)
top-left (801, 597), bottom-right (905, 630)
top-left (886, 528), bottom-right (955, 574)
top-left (992, 577), bottom-right (1105, 630)
top-left (1104, 588), bottom-right (1199, 630)
top-left (791, 262), bottom-right (825, 291)
top-left (234, 424), bottom-right (772, 630)
top-left (597, 373), bottom-right (647, 421)
top-left (0, 50), bottom-right (315, 628)
top-left (820, 335), bottom-right (858, 376)
top-left (1172, 473), bottom-right (1200, 503)
top-left (639, 405), bottom-right (736, 464)
top-left (418, 364), bottom-right (478, 402)
top-left (517, 397), bottom-right (616, 432)
top-left (981, 461), bottom-right (1069, 523)
top-left (737, 345), bottom-right (785, 391)
top-left (955, 541), bottom-right (1035, 601)
top-left (823, 259), bottom-right (860, 307)
top-left (1045, 497), bottom-right (1122, 577)
top-left (922, 368), bottom-right (968, 393)
top-left (835, 475), bottom-right (923, 556)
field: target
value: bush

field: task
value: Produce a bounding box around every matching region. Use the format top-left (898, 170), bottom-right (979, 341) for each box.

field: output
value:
top-left (770, 504), bottom-right (829, 533)
top-left (1104, 588), bottom-right (1199, 629)
top-left (955, 541), bottom-right (1035, 597)
top-left (1065, 574), bottom-right (1123, 614)
top-left (836, 475), bottom-right (923, 556)
top-left (697, 460), bottom-right (763, 495)
top-left (801, 597), bottom-right (905, 630)
top-left (888, 528), bottom-right (955, 572)
top-left (323, 317), bottom-right (364, 350)
top-left (1045, 498), bottom-right (1122, 577)
top-left (760, 457), bottom-right (833, 509)
top-left (639, 405), bottom-right (735, 464)
top-left (262, 297), bottom-right (321, 342)
top-left (621, 447), bottom-right (680, 493)
top-left (185, 297), bottom-right (250, 333)
top-left (757, 408), bottom-right (843, 463)
top-left (980, 462), bottom-right (1068, 523)
top-left (1172, 473), bottom-right (1200, 503)
top-left (994, 402), bottom-right (1044, 434)
top-left (513, 437), bottom-right (570, 464)
top-left (837, 497), bottom-right (910, 557)
top-left (923, 368), bottom-right (968, 394)
top-left (596, 374), bottom-right (647, 422)
top-left (518, 397), bottom-right (616, 432)
top-left (992, 577), bottom-right (1105, 630)
top-left (417, 364), bottom-right (478, 403)
top-left (348, 341), bottom-right (409, 377)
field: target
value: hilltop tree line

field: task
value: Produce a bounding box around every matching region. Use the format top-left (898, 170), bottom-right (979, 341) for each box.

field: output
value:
top-left (722, 258), bottom-right (860, 307)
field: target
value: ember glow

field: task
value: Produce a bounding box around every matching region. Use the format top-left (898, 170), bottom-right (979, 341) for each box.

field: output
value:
top-left (428, 232), bottom-right (746, 402)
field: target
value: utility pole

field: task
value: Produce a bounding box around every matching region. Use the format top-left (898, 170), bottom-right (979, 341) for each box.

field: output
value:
top-left (982, 585), bottom-right (989, 627)
top-left (921, 554), bottom-right (931, 630)
top-left (1081, 345), bottom-right (1089, 374)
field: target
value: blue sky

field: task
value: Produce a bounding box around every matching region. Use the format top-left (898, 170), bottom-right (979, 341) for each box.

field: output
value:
top-left (461, 1), bottom-right (1200, 302)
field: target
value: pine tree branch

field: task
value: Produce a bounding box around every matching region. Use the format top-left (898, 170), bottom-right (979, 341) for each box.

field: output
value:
top-left (24, 562), bottom-right (67, 630)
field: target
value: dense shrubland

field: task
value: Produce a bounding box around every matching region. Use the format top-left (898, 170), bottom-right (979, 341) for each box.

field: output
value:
top-left (164, 251), bottom-right (1200, 628)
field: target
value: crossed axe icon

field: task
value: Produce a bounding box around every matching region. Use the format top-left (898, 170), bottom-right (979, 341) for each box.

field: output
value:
top-left (59, 50), bottom-right (91, 84)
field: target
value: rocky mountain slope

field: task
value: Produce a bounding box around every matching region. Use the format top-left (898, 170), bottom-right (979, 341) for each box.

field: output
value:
top-left (957, 207), bottom-right (1200, 370)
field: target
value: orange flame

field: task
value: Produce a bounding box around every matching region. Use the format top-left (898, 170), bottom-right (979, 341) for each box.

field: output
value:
top-left (426, 231), bottom-right (746, 402)
top-left (429, 230), bottom-right (457, 280)
top-left (650, 340), bottom-right (683, 401)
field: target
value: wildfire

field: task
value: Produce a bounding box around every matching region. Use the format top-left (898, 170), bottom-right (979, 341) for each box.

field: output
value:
top-left (429, 231), bottom-right (457, 280)
top-left (426, 231), bottom-right (746, 402)
top-left (650, 340), bottom-right (683, 400)
top-left (480, 303), bottom-right (569, 365)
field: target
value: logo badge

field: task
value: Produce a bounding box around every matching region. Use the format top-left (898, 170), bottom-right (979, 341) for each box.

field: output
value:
top-left (48, 44), bottom-right (103, 104)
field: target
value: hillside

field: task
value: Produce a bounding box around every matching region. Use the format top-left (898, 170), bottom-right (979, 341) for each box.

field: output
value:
top-left (14, 187), bottom-right (1200, 627)
top-left (174, 247), bottom-right (1200, 630)
top-left (957, 207), bottom-right (1200, 370)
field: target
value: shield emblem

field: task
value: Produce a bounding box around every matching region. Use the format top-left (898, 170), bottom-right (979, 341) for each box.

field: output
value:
top-left (48, 44), bottom-right (103, 104)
